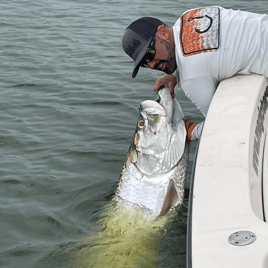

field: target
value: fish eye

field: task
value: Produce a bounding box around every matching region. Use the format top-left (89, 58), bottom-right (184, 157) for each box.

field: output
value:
top-left (138, 119), bottom-right (144, 129)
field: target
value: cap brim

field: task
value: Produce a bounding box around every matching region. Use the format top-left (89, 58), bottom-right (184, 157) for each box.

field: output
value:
top-left (132, 38), bottom-right (152, 78)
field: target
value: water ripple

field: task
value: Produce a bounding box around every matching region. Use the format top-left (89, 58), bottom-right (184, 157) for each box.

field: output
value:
top-left (0, 0), bottom-right (261, 267)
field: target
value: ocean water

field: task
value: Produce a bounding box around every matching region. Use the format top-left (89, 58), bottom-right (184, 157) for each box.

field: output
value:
top-left (0, 1), bottom-right (267, 267)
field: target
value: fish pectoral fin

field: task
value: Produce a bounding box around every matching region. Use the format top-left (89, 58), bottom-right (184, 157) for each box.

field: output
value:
top-left (158, 180), bottom-right (178, 217)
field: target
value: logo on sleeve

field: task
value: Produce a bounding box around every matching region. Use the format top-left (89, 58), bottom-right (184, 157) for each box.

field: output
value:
top-left (180, 7), bottom-right (220, 56)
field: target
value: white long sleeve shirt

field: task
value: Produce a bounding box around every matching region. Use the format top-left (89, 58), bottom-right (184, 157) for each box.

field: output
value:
top-left (173, 6), bottom-right (268, 118)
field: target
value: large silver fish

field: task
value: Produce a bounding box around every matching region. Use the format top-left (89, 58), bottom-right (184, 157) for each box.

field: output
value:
top-left (115, 87), bottom-right (188, 219)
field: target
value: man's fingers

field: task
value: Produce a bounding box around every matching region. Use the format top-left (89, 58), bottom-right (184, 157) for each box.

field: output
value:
top-left (154, 79), bottom-right (164, 93)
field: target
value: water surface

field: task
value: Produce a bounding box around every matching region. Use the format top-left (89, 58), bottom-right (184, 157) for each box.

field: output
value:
top-left (0, 1), bottom-right (267, 267)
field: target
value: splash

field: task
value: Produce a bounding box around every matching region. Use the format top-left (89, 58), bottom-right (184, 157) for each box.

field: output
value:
top-left (72, 201), bottom-right (176, 268)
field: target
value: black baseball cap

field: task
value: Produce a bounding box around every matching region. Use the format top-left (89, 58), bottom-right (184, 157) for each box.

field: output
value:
top-left (122, 17), bottom-right (163, 78)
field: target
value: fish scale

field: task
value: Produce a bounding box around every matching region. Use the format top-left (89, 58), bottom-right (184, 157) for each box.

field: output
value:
top-left (115, 87), bottom-right (188, 219)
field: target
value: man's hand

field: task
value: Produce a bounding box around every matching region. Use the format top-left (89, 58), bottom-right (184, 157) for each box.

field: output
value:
top-left (154, 74), bottom-right (177, 98)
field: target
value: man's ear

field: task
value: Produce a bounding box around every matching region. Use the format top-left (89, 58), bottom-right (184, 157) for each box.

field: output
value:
top-left (156, 25), bottom-right (170, 40)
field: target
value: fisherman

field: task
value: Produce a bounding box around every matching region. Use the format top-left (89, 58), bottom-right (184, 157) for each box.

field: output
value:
top-left (122, 6), bottom-right (268, 141)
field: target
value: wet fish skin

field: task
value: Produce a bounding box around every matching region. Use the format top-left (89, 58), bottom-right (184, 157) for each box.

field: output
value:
top-left (115, 87), bottom-right (188, 219)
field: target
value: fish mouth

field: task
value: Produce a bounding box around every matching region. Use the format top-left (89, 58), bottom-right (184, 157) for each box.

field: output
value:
top-left (157, 87), bottom-right (173, 122)
top-left (139, 100), bottom-right (167, 117)
top-left (154, 86), bottom-right (166, 103)
top-left (139, 87), bottom-right (169, 117)
top-left (155, 95), bottom-right (161, 103)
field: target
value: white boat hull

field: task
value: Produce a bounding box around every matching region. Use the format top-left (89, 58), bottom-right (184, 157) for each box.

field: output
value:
top-left (188, 74), bottom-right (268, 268)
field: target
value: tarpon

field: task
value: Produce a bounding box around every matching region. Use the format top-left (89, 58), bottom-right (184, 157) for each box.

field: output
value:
top-left (72, 88), bottom-right (188, 267)
top-left (115, 87), bottom-right (188, 219)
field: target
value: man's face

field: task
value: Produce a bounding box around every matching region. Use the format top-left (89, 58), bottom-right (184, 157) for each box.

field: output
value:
top-left (146, 37), bottom-right (177, 74)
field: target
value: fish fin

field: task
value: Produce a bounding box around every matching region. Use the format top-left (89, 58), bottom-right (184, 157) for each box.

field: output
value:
top-left (158, 180), bottom-right (178, 217)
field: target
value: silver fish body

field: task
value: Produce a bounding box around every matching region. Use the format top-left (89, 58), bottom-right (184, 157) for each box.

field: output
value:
top-left (115, 87), bottom-right (188, 218)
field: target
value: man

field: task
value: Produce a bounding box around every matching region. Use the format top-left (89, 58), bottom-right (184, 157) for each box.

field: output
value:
top-left (122, 6), bottom-right (268, 140)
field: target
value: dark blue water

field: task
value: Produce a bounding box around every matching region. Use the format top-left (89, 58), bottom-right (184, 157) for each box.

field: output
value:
top-left (0, 1), bottom-right (267, 267)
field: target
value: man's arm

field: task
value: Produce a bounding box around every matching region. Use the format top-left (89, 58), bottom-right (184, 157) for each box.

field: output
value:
top-left (181, 76), bottom-right (218, 117)
top-left (183, 119), bottom-right (204, 141)
top-left (180, 76), bottom-right (217, 141)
